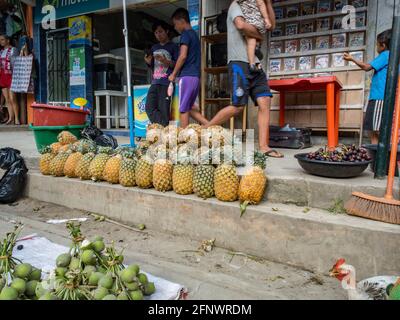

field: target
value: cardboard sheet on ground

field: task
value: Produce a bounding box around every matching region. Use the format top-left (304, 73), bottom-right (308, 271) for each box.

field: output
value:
top-left (12, 236), bottom-right (184, 300)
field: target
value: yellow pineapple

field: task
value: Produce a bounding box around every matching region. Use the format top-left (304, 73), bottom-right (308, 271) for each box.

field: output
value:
top-left (76, 153), bottom-right (96, 180)
top-left (146, 123), bottom-right (164, 144)
top-left (89, 147), bottom-right (113, 182)
top-left (153, 159), bottom-right (173, 192)
top-left (239, 152), bottom-right (267, 215)
top-left (172, 164), bottom-right (194, 195)
top-left (58, 131), bottom-right (78, 145)
top-left (119, 150), bottom-right (137, 187)
top-left (49, 152), bottom-right (71, 177)
top-left (193, 165), bottom-right (215, 199)
top-left (135, 155), bottom-right (154, 189)
top-left (50, 142), bottom-right (63, 154)
top-left (103, 154), bottom-right (122, 184)
top-left (214, 164), bottom-right (239, 202)
top-left (178, 124), bottom-right (201, 147)
top-left (39, 147), bottom-right (56, 175)
top-left (64, 152), bottom-right (83, 178)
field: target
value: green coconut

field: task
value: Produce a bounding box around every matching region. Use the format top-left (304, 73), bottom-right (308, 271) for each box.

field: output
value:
top-left (55, 267), bottom-right (68, 278)
top-left (89, 272), bottom-right (104, 286)
top-left (137, 273), bottom-right (148, 285)
top-left (98, 275), bottom-right (114, 289)
top-left (92, 287), bottom-right (109, 300)
top-left (56, 253), bottom-right (72, 268)
top-left (35, 282), bottom-right (49, 298)
top-left (25, 280), bottom-right (39, 297)
top-left (103, 294), bottom-right (117, 300)
top-left (0, 287), bottom-right (19, 300)
top-left (81, 250), bottom-right (97, 266)
top-left (39, 292), bottom-right (58, 300)
top-left (120, 268), bottom-right (136, 283)
top-left (69, 257), bottom-right (81, 270)
top-left (128, 264), bottom-right (140, 276)
top-left (83, 265), bottom-right (97, 278)
top-left (14, 263), bottom-right (32, 279)
top-left (117, 292), bottom-right (130, 300)
top-left (93, 236), bottom-right (104, 242)
top-left (92, 240), bottom-right (105, 253)
top-left (129, 290), bottom-right (144, 301)
top-left (124, 281), bottom-right (139, 291)
top-left (144, 282), bottom-right (156, 296)
top-left (11, 278), bottom-right (26, 295)
top-left (29, 268), bottom-right (42, 281)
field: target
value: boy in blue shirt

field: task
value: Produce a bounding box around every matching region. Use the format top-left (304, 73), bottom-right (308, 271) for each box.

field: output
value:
top-left (169, 8), bottom-right (209, 128)
top-left (145, 22), bottom-right (179, 127)
top-left (344, 29), bottom-right (392, 144)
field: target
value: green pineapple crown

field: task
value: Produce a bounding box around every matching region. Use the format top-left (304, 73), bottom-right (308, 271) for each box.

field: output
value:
top-left (253, 151), bottom-right (267, 170)
top-left (40, 146), bottom-right (53, 155)
top-left (97, 146), bottom-right (114, 155)
top-left (76, 139), bottom-right (97, 154)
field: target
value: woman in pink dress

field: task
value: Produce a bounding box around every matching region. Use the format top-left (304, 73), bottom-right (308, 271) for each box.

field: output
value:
top-left (0, 35), bottom-right (19, 125)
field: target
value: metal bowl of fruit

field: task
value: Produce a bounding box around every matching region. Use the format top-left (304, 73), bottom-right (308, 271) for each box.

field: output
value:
top-left (295, 145), bottom-right (373, 179)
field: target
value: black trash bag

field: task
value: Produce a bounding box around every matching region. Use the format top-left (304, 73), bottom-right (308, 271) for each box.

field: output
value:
top-left (0, 148), bottom-right (22, 170)
top-left (81, 125), bottom-right (103, 141)
top-left (94, 134), bottom-right (118, 149)
top-left (0, 158), bottom-right (28, 204)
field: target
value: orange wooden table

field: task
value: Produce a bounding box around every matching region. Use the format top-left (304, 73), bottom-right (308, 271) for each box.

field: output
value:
top-left (269, 76), bottom-right (343, 150)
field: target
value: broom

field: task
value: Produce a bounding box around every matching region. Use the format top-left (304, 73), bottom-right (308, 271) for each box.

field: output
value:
top-left (345, 77), bottom-right (400, 225)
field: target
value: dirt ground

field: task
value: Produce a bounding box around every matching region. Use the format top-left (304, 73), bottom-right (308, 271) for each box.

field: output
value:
top-left (0, 198), bottom-right (347, 300)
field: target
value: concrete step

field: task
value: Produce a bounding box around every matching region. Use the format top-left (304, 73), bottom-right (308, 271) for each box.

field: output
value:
top-left (0, 124), bottom-right (29, 132)
top-left (25, 171), bottom-right (400, 279)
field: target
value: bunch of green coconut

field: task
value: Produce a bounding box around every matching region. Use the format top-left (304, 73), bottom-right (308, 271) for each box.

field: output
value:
top-left (0, 224), bottom-right (44, 300)
top-left (0, 223), bottom-right (155, 300)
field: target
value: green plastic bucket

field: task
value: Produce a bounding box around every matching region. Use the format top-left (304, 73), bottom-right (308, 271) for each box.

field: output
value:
top-left (29, 124), bottom-right (87, 152)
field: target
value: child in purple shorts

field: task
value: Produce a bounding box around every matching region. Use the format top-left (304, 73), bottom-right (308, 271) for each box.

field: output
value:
top-left (169, 8), bottom-right (209, 128)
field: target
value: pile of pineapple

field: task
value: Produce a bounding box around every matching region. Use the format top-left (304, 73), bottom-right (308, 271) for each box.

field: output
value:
top-left (39, 125), bottom-right (268, 211)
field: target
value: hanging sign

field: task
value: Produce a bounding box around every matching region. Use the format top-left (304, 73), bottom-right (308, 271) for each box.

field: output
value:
top-left (69, 15), bottom-right (92, 47)
top-left (34, 0), bottom-right (109, 24)
top-left (10, 56), bottom-right (34, 93)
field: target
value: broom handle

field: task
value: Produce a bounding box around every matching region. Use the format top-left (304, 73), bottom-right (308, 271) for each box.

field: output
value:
top-left (386, 76), bottom-right (400, 200)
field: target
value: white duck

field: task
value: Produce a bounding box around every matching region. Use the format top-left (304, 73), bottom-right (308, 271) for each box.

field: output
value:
top-left (329, 258), bottom-right (399, 300)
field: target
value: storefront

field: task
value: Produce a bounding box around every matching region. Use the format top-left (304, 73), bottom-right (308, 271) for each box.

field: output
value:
top-left (32, 0), bottom-right (200, 137)
top-left (0, 0), bottom-right (35, 125)
top-left (201, 0), bottom-right (399, 138)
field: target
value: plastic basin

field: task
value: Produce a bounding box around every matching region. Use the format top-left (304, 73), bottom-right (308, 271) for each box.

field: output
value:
top-left (31, 103), bottom-right (89, 126)
top-left (295, 153), bottom-right (372, 179)
top-left (29, 124), bottom-right (87, 152)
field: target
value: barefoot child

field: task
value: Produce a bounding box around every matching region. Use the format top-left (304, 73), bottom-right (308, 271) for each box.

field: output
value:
top-left (169, 8), bottom-right (209, 128)
top-left (344, 30), bottom-right (391, 144)
top-left (237, 0), bottom-right (274, 72)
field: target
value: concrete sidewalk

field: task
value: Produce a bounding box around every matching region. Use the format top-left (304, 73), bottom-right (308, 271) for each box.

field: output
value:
top-left (0, 130), bottom-right (396, 210)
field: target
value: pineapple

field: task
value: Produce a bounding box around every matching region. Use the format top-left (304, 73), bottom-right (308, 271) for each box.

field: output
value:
top-left (153, 159), bottom-right (173, 192)
top-left (193, 165), bottom-right (215, 199)
top-left (178, 124), bottom-right (202, 147)
top-left (59, 144), bottom-right (73, 153)
top-left (173, 164), bottom-right (194, 195)
top-left (49, 152), bottom-right (71, 177)
top-left (214, 164), bottom-right (239, 202)
top-left (161, 125), bottom-right (181, 149)
top-left (39, 146), bottom-right (56, 175)
top-left (76, 139), bottom-right (97, 154)
top-left (119, 150), bottom-right (137, 187)
top-left (135, 155), bottom-right (154, 189)
top-left (64, 152), bottom-right (83, 178)
top-left (76, 153), bottom-right (96, 180)
top-left (50, 142), bottom-right (63, 154)
top-left (89, 148), bottom-right (113, 182)
top-left (103, 154), bottom-right (122, 184)
top-left (146, 123), bottom-right (164, 144)
top-left (202, 126), bottom-right (232, 148)
top-left (135, 141), bottom-right (152, 159)
top-left (58, 131), bottom-right (78, 145)
top-left (239, 151), bottom-right (267, 215)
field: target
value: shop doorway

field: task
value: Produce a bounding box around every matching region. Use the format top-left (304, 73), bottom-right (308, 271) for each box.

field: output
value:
top-left (46, 28), bottom-right (70, 104)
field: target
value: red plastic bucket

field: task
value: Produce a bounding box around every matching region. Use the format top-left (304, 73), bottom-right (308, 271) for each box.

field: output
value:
top-left (31, 103), bottom-right (89, 126)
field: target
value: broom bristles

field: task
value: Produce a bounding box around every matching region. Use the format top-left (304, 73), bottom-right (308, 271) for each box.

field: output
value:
top-left (345, 193), bottom-right (400, 225)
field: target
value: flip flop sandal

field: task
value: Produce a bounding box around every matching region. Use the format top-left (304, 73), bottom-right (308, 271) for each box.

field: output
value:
top-left (264, 150), bottom-right (284, 158)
